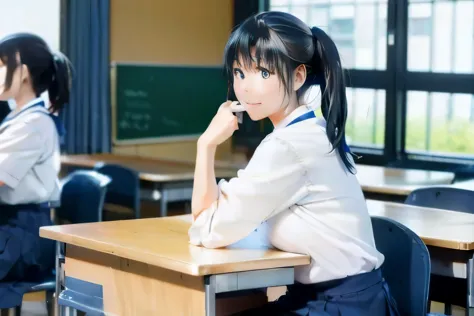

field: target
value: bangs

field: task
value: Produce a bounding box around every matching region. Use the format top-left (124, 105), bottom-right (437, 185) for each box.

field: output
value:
top-left (224, 19), bottom-right (298, 95)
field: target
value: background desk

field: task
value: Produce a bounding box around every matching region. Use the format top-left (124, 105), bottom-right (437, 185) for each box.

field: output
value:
top-left (367, 199), bottom-right (474, 315)
top-left (40, 215), bottom-right (310, 316)
top-left (358, 165), bottom-right (455, 201)
top-left (215, 159), bottom-right (456, 201)
top-left (61, 154), bottom-right (237, 217)
top-left (61, 154), bottom-right (457, 211)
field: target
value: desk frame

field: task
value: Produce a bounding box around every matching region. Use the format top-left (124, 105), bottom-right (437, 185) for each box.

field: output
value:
top-left (54, 242), bottom-right (297, 316)
top-left (428, 246), bottom-right (474, 316)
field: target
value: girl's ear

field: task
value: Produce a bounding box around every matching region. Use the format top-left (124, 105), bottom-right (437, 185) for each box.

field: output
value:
top-left (293, 64), bottom-right (307, 91)
top-left (20, 64), bottom-right (30, 83)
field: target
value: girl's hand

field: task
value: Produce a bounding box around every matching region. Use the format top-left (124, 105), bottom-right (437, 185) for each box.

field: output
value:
top-left (199, 101), bottom-right (239, 147)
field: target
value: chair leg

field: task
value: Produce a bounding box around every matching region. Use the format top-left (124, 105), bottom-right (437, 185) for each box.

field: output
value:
top-left (46, 290), bottom-right (54, 316)
top-left (0, 308), bottom-right (20, 316)
top-left (444, 303), bottom-right (452, 315)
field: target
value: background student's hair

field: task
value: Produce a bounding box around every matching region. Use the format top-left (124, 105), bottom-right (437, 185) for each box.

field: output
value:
top-left (224, 11), bottom-right (353, 173)
top-left (0, 101), bottom-right (10, 122)
top-left (0, 33), bottom-right (73, 113)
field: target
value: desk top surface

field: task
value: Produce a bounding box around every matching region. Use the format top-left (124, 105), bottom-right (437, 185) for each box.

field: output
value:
top-left (367, 200), bottom-right (474, 250)
top-left (40, 215), bottom-right (310, 276)
top-left (61, 154), bottom-right (236, 182)
top-left (356, 165), bottom-right (455, 195)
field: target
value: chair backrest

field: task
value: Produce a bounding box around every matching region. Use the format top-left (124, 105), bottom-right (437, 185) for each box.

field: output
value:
top-left (405, 186), bottom-right (474, 214)
top-left (371, 216), bottom-right (431, 316)
top-left (56, 170), bottom-right (111, 224)
top-left (454, 165), bottom-right (474, 182)
top-left (93, 162), bottom-right (141, 219)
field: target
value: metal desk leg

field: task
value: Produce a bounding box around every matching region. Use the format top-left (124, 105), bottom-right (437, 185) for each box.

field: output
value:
top-left (205, 275), bottom-right (216, 316)
top-left (160, 188), bottom-right (168, 217)
top-left (468, 254), bottom-right (474, 316)
top-left (55, 241), bottom-right (64, 316)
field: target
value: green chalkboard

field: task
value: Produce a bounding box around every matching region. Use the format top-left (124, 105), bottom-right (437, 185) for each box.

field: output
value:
top-left (112, 63), bottom-right (228, 144)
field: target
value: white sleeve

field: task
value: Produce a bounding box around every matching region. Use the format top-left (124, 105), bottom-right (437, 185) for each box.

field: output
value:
top-left (0, 121), bottom-right (43, 188)
top-left (188, 136), bottom-right (309, 248)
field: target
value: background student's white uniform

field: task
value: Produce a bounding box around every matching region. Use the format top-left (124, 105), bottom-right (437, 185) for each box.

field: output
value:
top-left (0, 97), bottom-right (58, 308)
top-left (189, 105), bottom-right (385, 284)
top-left (0, 97), bottom-right (61, 204)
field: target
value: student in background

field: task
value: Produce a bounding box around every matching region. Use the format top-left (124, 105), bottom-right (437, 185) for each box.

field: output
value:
top-left (0, 33), bottom-right (72, 308)
top-left (189, 12), bottom-right (399, 315)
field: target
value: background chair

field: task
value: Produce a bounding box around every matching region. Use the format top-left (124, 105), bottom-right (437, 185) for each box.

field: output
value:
top-left (405, 186), bottom-right (474, 214)
top-left (405, 186), bottom-right (474, 315)
top-left (5, 170), bottom-right (111, 316)
top-left (94, 162), bottom-right (141, 220)
top-left (371, 216), bottom-right (431, 316)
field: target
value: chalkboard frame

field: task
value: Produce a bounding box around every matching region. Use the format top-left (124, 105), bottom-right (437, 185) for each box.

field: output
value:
top-left (111, 62), bottom-right (228, 145)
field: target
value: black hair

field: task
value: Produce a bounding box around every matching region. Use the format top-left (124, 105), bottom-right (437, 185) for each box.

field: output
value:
top-left (0, 32), bottom-right (73, 113)
top-left (0, 101), bottom-right (10, 122)
top-left (224, 11), bottom-right (354, 173)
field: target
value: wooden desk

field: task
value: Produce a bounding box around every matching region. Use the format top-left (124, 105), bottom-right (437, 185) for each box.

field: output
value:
top-left (357, 165), bottom-right (455, 197)
top-left (40, 215), bottom-right (310, 316)
top-left (198, 157), bottom-right (457, 199)
top-left (61, 154), bottom-right (236, 182)
top-left (367, 200), bottom-right (474, 250)
top-left (61, 154), bottom-right (237, 217)
top-left (367, 200), bottom-right (474, 314)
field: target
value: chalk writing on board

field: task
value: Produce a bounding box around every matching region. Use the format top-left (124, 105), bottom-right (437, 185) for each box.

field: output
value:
top-left (161, 116), bottom-right (180, 127)
top-left (124, 89), bottom-right (148, 98)
top-left (123, 89), bottom-right (152, 110)
top-left (119, 111), bottom-right (152, 131)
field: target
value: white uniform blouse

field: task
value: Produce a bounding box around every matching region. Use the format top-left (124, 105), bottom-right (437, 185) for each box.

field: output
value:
top-left (189, 105), bottom-right (384, 284)
top-left (0, 98), bottom-right (61, 205)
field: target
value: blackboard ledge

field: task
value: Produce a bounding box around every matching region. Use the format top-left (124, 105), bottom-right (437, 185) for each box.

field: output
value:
top-left (113, 134), bottom-right (200, 146)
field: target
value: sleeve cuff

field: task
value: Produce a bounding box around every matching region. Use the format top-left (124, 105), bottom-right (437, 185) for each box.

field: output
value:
top-left (0, 169), bottom-right (20, 188)
top-left (188, 200), bottom-right (218, 246)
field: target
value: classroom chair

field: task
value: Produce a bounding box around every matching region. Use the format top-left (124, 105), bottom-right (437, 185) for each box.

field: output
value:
top-left (57, 170), bottom-right (112, 223)
top-left (454, 165), bottom-right (474, 182)
top-left (405, 186), bottom-right (474, 315)
top-left (94, 162), bottom-right (141, 219)
top-left (405, 186), bottom-right (474, 214)
top-left (5, 170), bottom-right (111, 316)
top-left (371, 216), bottom-right (431, 316)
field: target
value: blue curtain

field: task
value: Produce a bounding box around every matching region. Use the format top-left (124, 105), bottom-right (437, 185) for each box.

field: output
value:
top-left (61, 0), bottom-right (111, 154)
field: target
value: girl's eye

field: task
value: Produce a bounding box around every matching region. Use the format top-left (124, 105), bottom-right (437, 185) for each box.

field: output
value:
top-left (261, 70), bottom-right (270, 79)
top-left (233, 69), bottom-right (244, 79)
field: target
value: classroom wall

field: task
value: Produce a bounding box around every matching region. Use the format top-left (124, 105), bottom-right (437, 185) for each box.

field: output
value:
top-left (110, 0), bottom-right (234, 161)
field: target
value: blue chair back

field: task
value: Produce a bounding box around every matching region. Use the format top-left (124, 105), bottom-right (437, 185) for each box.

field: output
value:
top-left (454, 164), bottom-right (474, 181)
top-left (56, 170), bottom-right (111, 224)
top-left (93, 163), bottom-right (141, 219)
top-left (371, 216), bottom-right (431, 316)
top-left (405, 187), bottom-right (474, 214)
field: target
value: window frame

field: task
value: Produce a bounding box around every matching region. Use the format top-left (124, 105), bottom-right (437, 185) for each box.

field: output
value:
top-left (235, 0), bottom-right (474, 172)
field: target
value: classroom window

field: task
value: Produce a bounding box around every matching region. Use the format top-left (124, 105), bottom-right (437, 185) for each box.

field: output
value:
top-left (406, 91), bottom-right (474, 157)
top-left (0, 0), bottom-right (61, 103)
top-left (407, 0), bottom-right (474, 73)
top-left (270, 0), bottom-right (388, 70)
top-left (0, 0), bottom-right (60, 50)
top-left (345, 88), bottom-right (385, 148)
top-left (310, 87), bottom-right (386, 149)
top-left (260, 0), bottom-right (474, 169)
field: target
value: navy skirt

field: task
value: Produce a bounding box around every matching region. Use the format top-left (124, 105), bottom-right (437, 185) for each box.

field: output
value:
top-left (0, 204), bottom-right (55, 308)
top-left (236, 268), bottom-right (400, 316)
